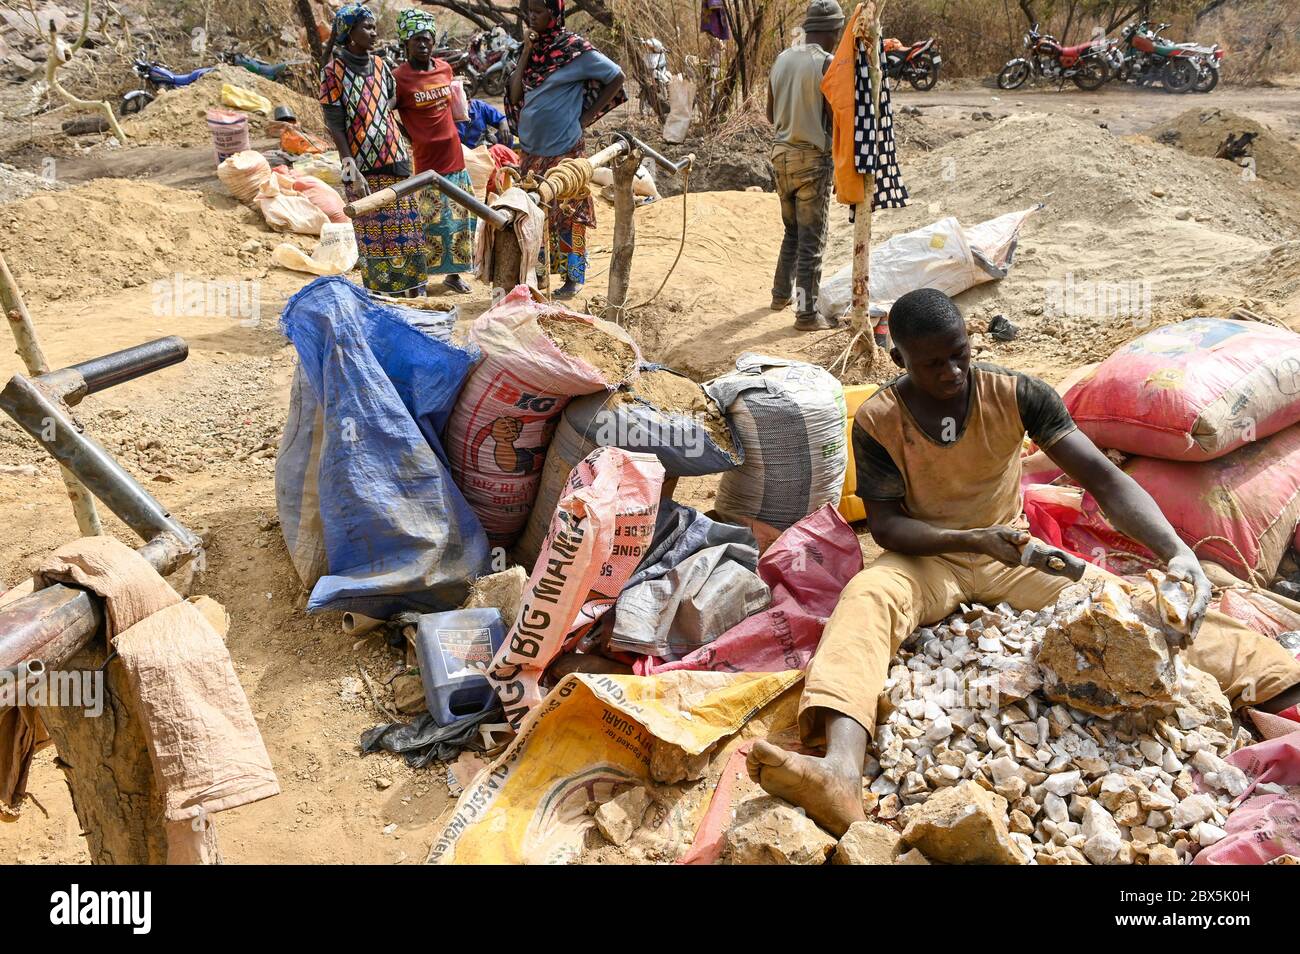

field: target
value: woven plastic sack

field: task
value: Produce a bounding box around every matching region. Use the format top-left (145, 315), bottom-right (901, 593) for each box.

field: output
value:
top-left (257, 172), bottom-right (328, 235)
top-left (445, 285), bottom-right (641, 550)
top-left (277, 277), bottom-right (487, 616)
top-left (1065, 317), bottom-right (1300, 462)
top-left (220, 82), bottom-right (272, 114)
top-left (272, 221), bottom-right (358, 276)
top-left (486, 447), bottom-right (663, 728)
top-left (217, 149), bottom-right (271, 204)
top-left (706, 354), bottom-right (847, 531)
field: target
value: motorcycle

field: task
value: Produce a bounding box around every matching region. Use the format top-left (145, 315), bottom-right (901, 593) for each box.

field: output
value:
top-left (119, 50), bottom-right (217, 115)
top-left (465, 27), bottom-right (521, 98)
top-left (1114, 21), bottom-right (1206, 93)
top-left (997, 24), bottom-right (1110, 90)
top-left (883, 37), bottom-right (941, 91)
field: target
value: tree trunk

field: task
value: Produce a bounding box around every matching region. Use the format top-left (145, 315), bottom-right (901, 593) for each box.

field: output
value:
top-left (294, 0), bottom-right (324, 68)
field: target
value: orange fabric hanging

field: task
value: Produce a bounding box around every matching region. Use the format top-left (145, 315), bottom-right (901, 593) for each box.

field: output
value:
top-left (821, 3), bottom-right (865, 205)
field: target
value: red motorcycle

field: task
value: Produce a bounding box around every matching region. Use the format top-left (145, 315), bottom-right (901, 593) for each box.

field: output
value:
top-left (997, 23), bottom-right (1111, 91)
top-left (464, 27), bottom-right (521, 97)
top-left (883, 37), bottom-right (941, 91)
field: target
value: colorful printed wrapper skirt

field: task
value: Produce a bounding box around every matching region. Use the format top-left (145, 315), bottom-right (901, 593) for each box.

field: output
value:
top-left (346, 172), bottom-right (428, 294)
top-left (418, 168), bottom-right (476, 276)
top-left (519, 142), bottom-right (594, 285)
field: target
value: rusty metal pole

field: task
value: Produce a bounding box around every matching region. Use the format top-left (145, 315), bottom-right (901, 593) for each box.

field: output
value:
top-left (0, 251), bottom-right (101, 537)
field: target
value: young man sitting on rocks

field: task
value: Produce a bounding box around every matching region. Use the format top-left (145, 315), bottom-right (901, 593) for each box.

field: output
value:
top-left (748, 287), bottom-right (1300, 836)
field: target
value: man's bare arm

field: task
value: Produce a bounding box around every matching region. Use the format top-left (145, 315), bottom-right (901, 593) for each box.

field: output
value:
top-left (1043, 429), bottom-right (1211, 625)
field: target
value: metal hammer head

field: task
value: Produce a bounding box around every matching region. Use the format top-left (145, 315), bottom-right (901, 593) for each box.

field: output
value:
top-left (1019, 540), bottom-right (1087, 581)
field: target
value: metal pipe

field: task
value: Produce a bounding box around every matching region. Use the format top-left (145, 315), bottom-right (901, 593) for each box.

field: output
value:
top-left (345, 169), bottom-right (511, 227)
top-left (37, 336), bottom-right (188, 407)
top-left (0, 530), bottom-right (197, 685)
top-left (0, 373), bottom-right (199, 548)
top-left (624, 135), bottom-right (694, 175)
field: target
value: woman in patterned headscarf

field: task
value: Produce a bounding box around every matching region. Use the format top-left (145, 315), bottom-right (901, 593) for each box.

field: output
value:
top-left (393, 8), bottom-right (474, 294)
top-left (319, 3), bottom-right (427, 296)
top-left (506, 0), bottom-right (625, 298)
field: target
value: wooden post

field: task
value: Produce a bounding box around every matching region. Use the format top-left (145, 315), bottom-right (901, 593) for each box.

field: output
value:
top-left (604, 151), bottom-right (640, 321)
top-left (39, 640), bottom-right (221, 864)
top-left (850, 1), bottom-right (887, 363)
top-left (0, 252), bottom-right (101, 537)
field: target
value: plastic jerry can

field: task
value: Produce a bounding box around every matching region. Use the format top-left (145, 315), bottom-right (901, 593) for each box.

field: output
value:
top-left (413, 608), bottom-right (506, 727)
top-left (838, 383), bottom-right (879, 523)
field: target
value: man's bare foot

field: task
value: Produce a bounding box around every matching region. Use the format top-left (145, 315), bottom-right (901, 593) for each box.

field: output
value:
top-left (746, 740), bottom-right (865, 837)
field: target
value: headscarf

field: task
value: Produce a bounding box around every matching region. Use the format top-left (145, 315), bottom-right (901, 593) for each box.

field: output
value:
top-left (397, 8), bottom-right (438, 42)
top-left (333, 2), bottom-right (372, 43)
top-left (509, 0), bottom-right (625, 126)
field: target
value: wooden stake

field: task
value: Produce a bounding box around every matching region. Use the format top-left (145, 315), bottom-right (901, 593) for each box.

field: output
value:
top-left (0, 251), bottom-right (101, 537)
top-left (849, 0), bottom-right (888, 366)
top-left (604, 151), bottom-right (640, 321)
top-left (36, 0), bottom-right (128, 143)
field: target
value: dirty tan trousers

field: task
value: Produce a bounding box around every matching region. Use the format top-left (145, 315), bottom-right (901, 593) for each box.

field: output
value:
top-left (799, 545), bottom-right (1300, 743)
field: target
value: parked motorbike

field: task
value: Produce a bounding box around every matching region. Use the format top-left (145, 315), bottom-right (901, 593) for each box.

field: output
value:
top-left (997, 24), bottom-right (1110, 90)
top-left (1114, 21), bottom-right (1207, 93)
top-left (883, 37), bottom-right (941, 91)
top-left (465, 27), bottom-right (521, 97)
top-left (119, 51), bottom-right (217, 115)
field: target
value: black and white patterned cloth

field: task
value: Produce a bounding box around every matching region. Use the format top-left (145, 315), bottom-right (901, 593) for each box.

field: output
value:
top-left (851, 39), bottom-right (908, 220)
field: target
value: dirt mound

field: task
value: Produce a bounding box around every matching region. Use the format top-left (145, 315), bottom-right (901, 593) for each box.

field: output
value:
top-left (539, 314), bottom-right (639, 380)
top-left (120, 65), bottom-right (326, 148)
top-left (1143, 107), bottom-right (1300, 191)
top-left (0, 179), bottom-right (261, 302)
top-left (0, 162), bottom-right (64, 204)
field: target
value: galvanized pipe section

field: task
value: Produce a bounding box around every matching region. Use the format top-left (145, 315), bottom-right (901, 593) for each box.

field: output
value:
top-left (0, 374), bottom-right (199, 548)
top-left (345, 169), bottom-right (511, 227)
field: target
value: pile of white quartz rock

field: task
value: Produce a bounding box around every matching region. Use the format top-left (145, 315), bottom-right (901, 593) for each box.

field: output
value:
top-left (866, 587), bottom-right (1276, 865)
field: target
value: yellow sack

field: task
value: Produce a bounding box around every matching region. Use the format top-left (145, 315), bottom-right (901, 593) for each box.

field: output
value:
top-left (294, 151), bottom-right (344, 186)
top-left (428, 669), bottom-right (802, 865)
top-left (221, 83), bottom-right (273, 115)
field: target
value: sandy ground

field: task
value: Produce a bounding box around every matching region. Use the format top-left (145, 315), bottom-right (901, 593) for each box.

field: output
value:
top-left (2, 78), bottom-right (1300, 863)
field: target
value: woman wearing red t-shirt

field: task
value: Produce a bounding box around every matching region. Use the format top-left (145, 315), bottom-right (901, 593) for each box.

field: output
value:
top-left (394, 9), bottom-right (474, 294)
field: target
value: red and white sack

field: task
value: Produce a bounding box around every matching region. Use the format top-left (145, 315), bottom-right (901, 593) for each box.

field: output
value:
top-left (487, 447), bottom-right (664, 727)
top-left (1065, 317), bottom-right (1300, 462)
top-left (1057, 424), bottom-right (1300, 584)
top-left (446, 286), bottom-right (640, 550)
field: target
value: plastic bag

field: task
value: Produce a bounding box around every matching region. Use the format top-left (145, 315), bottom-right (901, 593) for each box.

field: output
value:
top-left (450, 79), bottom-right (470, 122)
top-left (257, 172), bottom-right (328, 235)
top-left (639, 504), bottom-right (864, 674)
top-left (463, 143), bottom-right (495, 199)
top-left (280, 125), bottom-right (330, 155)
top-left (817, 206), bottom-right (1040, 320)
top-left (486, 447), bottom-right (664, 727)
top-left (608, 542), bottom-right (770, 659)
top-left (293, 151), bottom-right (343, 186)
top-left (662, 73), bottom-right (695, 144)
top-left (217, 149), bottom-right (271, 204)
top-left (707, 354), bottom-right (847, 531)
top-left (277, 276), bottom-right (489, 615)
top-left (221, 82), bottom-right (272, 115)
top-left (1065, 317), bottom-right (1300, 462)
top-left (272, 221), bottom-right (358, 276)
top-left (445, 286), bottom-right (642, 549)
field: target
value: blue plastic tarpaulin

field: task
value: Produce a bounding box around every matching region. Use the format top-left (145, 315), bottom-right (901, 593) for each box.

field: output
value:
top-left (278, 276), bottom-right (490, 617)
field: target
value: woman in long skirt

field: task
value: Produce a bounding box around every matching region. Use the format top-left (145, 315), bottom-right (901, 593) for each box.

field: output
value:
top-left (319, 3), bottom-right (427, 296)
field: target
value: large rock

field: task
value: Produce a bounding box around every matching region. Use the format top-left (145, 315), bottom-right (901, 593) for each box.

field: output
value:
top-left (594, 786), bottom-right (652, 846)
top-left (900, 781), bottom-right (1024, 865)
top-left (834, 821), bottom-right (901, 865)
top-left (1036, 580), bottom-right (1177, 716)
top-left (724, 797), bottom-right (837, 865)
